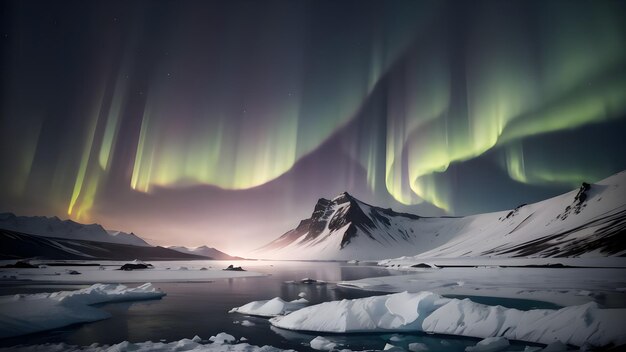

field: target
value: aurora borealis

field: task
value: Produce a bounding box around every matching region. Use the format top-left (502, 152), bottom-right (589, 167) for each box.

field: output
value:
top-left (1, 0), bottom-right (626, 254)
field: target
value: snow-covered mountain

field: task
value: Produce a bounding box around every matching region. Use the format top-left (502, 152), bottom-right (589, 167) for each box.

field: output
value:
top-left (255, 171), bottom-right (626, 260)
top-left (168, 245), bottom-right (242, 260)
top-left (0, 213), bottom-right (151, 247)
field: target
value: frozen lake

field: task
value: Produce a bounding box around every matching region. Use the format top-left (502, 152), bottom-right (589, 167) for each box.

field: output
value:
top-left (0, 260), bottom-right (583, 351)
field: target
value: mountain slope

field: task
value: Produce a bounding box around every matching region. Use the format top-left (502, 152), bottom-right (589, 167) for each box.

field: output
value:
top-left (0, 229), bottom-right (205, 261)
top-left (168, 245), bottom-right (242, 260)
top-left (0, 213), bottom-right (151, 247)
top-left (255, 171), bottom-right (626, 260)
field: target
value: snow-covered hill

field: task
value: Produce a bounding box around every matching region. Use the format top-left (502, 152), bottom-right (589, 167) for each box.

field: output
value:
top-left (0, 213), bottom-right (150, 247)
top-left (168, 245), bottom-right (241, 260)
top-left (255, 171), bottom-right (626, 260)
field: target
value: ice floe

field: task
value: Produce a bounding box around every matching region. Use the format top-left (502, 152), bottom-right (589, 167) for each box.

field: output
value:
top-left (465, 337), bottom-right (510, 352)
top-left (229, 297), bottom-right (309, 317)
top-left (0, 283), bottom-right (165, 338)
top-left (309, 336), bottom-right (337, 351)
top-left (0, 334), bottom-right (294, 351)
top-left (270, 291), bottom-right (626, 347)
top-left (339, 265), bottom-right (626, 307)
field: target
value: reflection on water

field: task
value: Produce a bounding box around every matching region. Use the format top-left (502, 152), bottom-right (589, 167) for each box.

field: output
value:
top-left (0, 261), bottom-right (543, 351)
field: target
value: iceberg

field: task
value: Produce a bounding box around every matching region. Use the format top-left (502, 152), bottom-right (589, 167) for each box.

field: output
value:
top-left (0, 283), bottom-right (165, 338)
top-left (229, 297), bottom-right (309, 317)
top-left (270, 291), bottom-right (626, 347)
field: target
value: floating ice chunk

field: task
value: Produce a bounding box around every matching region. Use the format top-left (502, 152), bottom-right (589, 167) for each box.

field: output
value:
top-left (0, 333), bottom-right (293, 351)
top-left (465, 337), bottom-right (510, 352)
top-left (241, 320), bottom-right (255, 327)
top-left (309, 336), bottom-right (337, 351)
top-left (408, 342), bottom-right (429, 351)
top-left (230, 297), bottom-right (308, 317)
top-left (209, 332), bottom-right (236, 344)
top-left (0, 283), bottom-right (165, 339)
top-left (298, 292), bottom-right (307, 298)
top-left (270, 291), bottom-right (626, 348)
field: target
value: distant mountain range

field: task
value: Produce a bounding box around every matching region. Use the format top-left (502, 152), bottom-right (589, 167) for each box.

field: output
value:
top-left (255, 171), bottom-right (626, 260)
top-left (168, 245), bottom-right (242, 260)
top-left (0, 229), bottom-right (206, 261)
top-left (0, 213), bottom-right (150, 247)
top-left (0, 213), bottom-right (238, 261)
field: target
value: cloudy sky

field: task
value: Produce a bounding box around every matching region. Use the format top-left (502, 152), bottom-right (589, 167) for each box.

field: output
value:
top-left (1, 0), bottom-right (625, 255)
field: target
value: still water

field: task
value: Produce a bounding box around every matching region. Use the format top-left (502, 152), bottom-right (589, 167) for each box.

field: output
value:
top-left (0, 261), bottom-right (545, 351)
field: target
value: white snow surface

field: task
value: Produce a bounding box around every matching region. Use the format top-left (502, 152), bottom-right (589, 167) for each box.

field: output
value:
top-left (229, 297), bottom-right (309, 317)
top-left (270, 291), bottom-right (626, 347)
top-left (257, 171), bottom-right (626, 260)
top-left (0, 283), bottom-right (165, 338)
top-left (0, 213), bottom-right (150, 246)
top-left (339, 264), bottom-right (626, 307)
top-left (0, 260), bottom-right (266, 283)
top-left (0, 334), bottom-right (294, 351)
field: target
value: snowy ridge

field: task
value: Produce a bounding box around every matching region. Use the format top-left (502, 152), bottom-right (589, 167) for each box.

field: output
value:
top-left (255, 192), bottom-right (436, 260)
top-left (270, 291), bottom-right (626, 347)
top-left (256, 171), bottom-right (626, 260)
top-left (0, 213), bottom-right (150, 247)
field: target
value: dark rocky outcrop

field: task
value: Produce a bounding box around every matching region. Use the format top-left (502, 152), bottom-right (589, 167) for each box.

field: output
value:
top-left (223, 264), bottom-right (245, 271)
top-left (575, 182), bottom-right (591, 205)
top-left (119, 263), bottom-right (153, 271)
top-left (0, 260), bottom-right (39, 268)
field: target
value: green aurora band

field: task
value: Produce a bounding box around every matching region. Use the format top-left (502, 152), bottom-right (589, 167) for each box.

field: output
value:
top-left (1, 0), bottom-right (625, 221)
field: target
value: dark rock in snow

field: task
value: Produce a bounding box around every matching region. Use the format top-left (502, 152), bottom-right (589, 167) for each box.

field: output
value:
top-left (223, 264), bottom-right (245, 271)
top-left (300, 278), bottom-right (326, 284)
top-left (119, 263), bottom-right (153, 271)
top-left (575, 182), bottom-right (591, 205)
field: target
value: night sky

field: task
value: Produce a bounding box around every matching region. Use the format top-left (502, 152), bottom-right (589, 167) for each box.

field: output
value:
top-left (1, 0), bottom-right (626, 255)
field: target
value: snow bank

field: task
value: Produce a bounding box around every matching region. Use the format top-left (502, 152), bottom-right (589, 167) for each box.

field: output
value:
top-left (0, 334), bottom-right (293, 351)
top-left (0, 283), bottom-right (165, 338)
top-left (270, 291), bottom-right (626, 347)
top-left (229, 297), bottom-right (308, 317)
